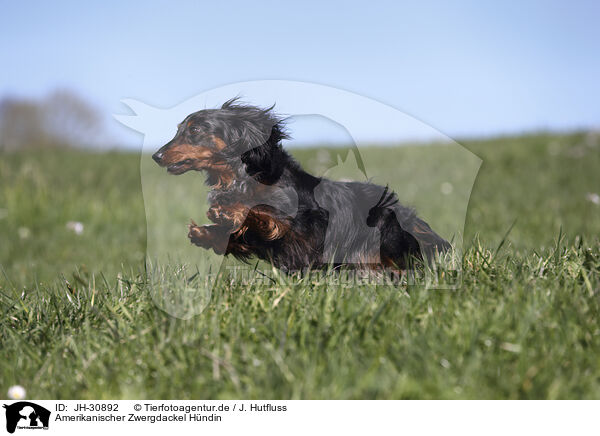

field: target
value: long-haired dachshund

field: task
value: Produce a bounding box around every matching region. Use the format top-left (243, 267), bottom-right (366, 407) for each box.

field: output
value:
top-left (152, 99), bottom-right (450, 273)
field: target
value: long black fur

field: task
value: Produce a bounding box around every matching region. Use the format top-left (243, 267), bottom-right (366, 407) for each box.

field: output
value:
top-left (153, 99), bottom-right (451, 272)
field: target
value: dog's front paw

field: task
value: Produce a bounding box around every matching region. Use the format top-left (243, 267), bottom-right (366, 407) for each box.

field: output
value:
top-left (206, 204), bottom-right (249, 230)
top-left (188, 221), bottom-right (210, 247)
top-left (187, 221), bottom-right (228, 254)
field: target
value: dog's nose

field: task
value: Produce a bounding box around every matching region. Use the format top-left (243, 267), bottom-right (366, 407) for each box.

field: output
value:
top-left (152, 151), bottom-right (163, 163)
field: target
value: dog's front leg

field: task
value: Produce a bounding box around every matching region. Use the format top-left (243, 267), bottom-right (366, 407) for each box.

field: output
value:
top-left (187, 221), bottom-right (230, 254)
top-left (207, 203), bottom-right (290, 241)
top-left (206, 203), bottom-right (250, 231)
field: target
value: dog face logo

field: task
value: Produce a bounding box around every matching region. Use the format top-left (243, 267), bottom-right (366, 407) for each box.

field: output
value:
top-left (3, 402), bottom-right (50, 433)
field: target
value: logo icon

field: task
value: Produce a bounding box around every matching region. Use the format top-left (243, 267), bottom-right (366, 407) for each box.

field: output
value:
top-left (3, 402), bottom-right (50, 434)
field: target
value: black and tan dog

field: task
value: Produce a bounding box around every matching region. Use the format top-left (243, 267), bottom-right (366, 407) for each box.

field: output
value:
top-left (152, 99), bottom-right (450, 272)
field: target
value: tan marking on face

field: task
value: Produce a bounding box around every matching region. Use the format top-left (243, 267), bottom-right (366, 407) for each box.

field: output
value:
top-left (160, 142), bottom-right (235, 186)
top-left (160, 143), bottom-right (214, 166)
top-left (211, 136), bottom-right (228, 150)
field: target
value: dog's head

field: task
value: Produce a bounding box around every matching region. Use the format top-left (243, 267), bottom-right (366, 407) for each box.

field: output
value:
top-left (152, 99), bottom-right (289, 186)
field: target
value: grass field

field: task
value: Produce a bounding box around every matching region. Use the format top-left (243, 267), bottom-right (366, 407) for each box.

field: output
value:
top-left (1, 131), bottom-right (599, 399)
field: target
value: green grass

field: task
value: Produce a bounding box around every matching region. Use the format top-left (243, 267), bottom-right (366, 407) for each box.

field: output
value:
top-left (1, 131), bottom-right (599, 399)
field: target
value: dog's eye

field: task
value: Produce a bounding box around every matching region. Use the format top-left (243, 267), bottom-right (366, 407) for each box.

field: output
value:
top-left (190, 125), bottom-right (203, 134)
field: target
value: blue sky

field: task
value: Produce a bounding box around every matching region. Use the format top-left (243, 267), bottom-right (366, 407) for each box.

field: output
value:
top-left (1, 0), bottom-right (599, 146)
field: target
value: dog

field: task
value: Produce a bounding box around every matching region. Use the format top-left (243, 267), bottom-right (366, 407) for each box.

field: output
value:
top-left (152, 99), bottom-right (450, 273)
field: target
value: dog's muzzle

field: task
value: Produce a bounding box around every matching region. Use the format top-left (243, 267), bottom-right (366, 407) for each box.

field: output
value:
top-left (152, 151), bottom-right (164, 164)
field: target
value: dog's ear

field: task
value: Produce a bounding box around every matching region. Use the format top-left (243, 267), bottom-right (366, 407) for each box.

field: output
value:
top-left (241, 122), bottom-right (287, 185)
